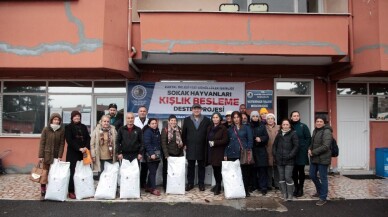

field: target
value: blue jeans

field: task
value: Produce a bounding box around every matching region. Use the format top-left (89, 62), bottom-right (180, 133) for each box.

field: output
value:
top-left (309, 163), bottom-right (328, 201)
top-left (147, 161), bottom-right (159, 189)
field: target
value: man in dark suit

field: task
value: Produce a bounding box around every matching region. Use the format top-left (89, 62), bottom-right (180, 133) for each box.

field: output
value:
top-left (182, 104), bottom-right (211, 191)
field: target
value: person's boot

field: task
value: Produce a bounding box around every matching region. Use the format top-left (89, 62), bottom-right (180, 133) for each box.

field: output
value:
top-left (286, 183), bottom-right (294, 201)
top-left (211, 185), bottom-right (216, 192)
top-left (279, 181), bottom-right (287, 200)
top-left (296, 183), bottom-right (304, 197)
top-left (214, 184), bottom-right (221, 195)
top-left (293, 184), bottom-right (299, 197)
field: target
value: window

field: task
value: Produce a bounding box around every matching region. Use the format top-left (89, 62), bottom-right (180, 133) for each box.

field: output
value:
top-left (276, 81), bottom-right (311, 96)
top-left (337, 83), bottom-right (367, 95)
top-left (0, 80), bottom-right (126, 136)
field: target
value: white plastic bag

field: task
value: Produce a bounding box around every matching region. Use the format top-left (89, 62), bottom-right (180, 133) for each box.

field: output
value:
top-left (166, 156), bottom-right (186, 195)
top-left (94, 161), bottom-right (119, 199)
top-left (119, 159), bottom-right (140, 199)
top-left (221, 160), bottom-right (245, 199)
top-left (74, 161), bottom-right (95, 200)
top-left (45, 159), bottom-right (70, 201)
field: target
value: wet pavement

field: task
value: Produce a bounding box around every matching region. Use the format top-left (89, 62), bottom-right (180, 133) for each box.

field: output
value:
top-left (0, 174), bottom-right (387, 211)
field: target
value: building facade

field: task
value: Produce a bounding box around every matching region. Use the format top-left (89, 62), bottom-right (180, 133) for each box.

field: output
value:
top-left (0, 0), bottom-right (387, 175)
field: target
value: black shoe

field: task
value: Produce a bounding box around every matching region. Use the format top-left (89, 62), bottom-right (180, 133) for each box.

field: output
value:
top-left (296, 188), bottom-right (304, 197)
top-left (245, 191), bottom-right (251, 197)
top-left (199, 184), bottom-right (205, 191)
top-left (248, 186), bottom-right (256, 193)
top-left (267, 187), bottom-right (273, 191)
top-left (214, 185), bottom-right (221, 195)
top-left (293, 186), bottom-right (299, 197)
top-left (211, 186), bottom-right (216, 192)
top-left (261, 190), bottom-right (267, 196)
top-left (185, 184), bottom-right (194, 191)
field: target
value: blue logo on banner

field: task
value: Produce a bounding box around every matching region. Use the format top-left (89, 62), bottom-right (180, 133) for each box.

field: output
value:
top-left (127, 82), bottom-right (155, 113)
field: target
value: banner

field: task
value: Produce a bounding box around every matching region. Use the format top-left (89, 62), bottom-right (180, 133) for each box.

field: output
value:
top-left (128, 82), bottom-right (245, 118)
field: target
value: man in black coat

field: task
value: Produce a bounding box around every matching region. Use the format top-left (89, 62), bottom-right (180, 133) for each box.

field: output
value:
top-left (182, 104), bottom-right (211, 191)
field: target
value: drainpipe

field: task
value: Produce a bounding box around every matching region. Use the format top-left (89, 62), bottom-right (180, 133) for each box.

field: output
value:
top-left (128, 0), bottom-right (141, 79)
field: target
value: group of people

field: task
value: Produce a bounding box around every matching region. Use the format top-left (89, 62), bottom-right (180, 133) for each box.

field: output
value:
top-left (38, 103), bottom-right (333, 206)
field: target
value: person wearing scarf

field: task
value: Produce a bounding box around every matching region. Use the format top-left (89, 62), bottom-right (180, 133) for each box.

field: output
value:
top-left (38, 113), bottom-right (65, 200)
top-left (206, 112), bottom-right (228, 195)
top-left (90, 115), bottom-right (117, 179)
top-left (161, 115), bottom-right (184, 191)
top-left (65, 110), bottom-right (91, 200)
top-left (272, 119), bottom-right (299, 201)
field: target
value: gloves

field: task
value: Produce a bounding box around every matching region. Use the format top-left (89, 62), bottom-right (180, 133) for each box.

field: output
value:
top-left (209, 141), bottom-right (214, 147)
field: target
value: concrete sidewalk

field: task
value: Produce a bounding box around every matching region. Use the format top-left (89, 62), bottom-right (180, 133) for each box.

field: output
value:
top-left (0, 174), bottom-right (387, 203)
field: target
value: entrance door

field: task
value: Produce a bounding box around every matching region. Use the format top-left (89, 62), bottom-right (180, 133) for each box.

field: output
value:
top-left (337, 96), bottom-right (369, 170)
top-left (276, 97), bottom-right (311, 130)
top-left (93, 96), bottom-right (125, 130)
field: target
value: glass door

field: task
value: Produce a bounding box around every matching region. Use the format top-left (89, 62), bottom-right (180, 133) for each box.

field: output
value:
top-left (93, 96), bottom-right (125, 131)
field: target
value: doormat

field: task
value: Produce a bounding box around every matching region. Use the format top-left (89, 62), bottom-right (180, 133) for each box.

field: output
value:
top-left (344, 175), bottom-right (385, 180)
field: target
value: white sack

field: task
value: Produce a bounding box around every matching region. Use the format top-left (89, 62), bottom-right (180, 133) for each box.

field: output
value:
top-left (94, 161), bottom-right (119, 199)
top-left (119, 159), bottom-right (140, 199)
top-left (45, 159), bottom-right (70, 201)
top-left (221, 160), bottom-right (245, 199)
top-left (74, 161), bottom-right (95, 200)
top-left (166, 156), bottom-right (186, 195)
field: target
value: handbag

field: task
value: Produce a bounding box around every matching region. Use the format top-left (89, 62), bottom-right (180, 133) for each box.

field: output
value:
top-left (147, 150), bottom-right (161, 162)
top-left (233, 127), bottom-right (255, 165)
top-left (30, 161), bottom-right (48, 184)
top-left (83, 149), bottom-right (92, 165)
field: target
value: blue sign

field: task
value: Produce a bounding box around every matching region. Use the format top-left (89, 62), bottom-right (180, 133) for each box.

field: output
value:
top-left (246, 90), bottom-right (273, 109)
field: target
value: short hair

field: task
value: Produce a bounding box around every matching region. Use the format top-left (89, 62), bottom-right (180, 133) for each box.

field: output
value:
top-left (315, 115), bottom-right (327, 124)
top-left (99, 115), bottom-right (111, 124)
top-left (108, 103), bottom-right (117, 109)
top-left (138, 105), bottom-right (147, 112)
top-left (168, 115), bottom-right (177, 121)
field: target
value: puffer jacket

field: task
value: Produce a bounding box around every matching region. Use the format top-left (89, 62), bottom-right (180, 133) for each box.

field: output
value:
top-left (38, 113), bottom-right (65, 165)
top-left (224, 125), bottom-right (253, 159)
top-left (143, 127), bottom-right (161, 159)
top-left (272, 130), bottom-right (299, 166)
top-left (309, 125), bottom-right (332, 165)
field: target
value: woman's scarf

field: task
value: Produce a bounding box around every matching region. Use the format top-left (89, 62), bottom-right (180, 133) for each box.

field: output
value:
top-left (100, 126), bottom-right (113, 157)
top-left (168, 124), bottom-right (183, 146)
top-left (281, 128), bottom-right (291, 136)
top-left (50, 124), bottom-right (60, 132)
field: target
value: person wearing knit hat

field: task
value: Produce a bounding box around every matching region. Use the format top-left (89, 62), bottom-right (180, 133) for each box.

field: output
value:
top-left (65, 110), bottom-right (90, 199)
top-left (266, 113), bottom-right (275, 120)
top-left (37, 113), bottom-right (65, 200)
top-left (265, 113), bottom-right (280, 191)
top-left (250, 111), bottom-right (260, 119)
top-left (206, 112), bottom-right (228, 195)
top-left (259, 108), bottom-right (269, 124)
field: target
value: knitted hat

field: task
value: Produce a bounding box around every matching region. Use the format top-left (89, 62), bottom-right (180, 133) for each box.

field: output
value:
top-left (49, 113), bottom-right (62, 124)
top-left (259, 108), bottom-right (269, 115)
top-left (71, 110), bottom-right (81, 120)
top-left (250, 111), bottom-right (260, 119)
top-left (266, 113), bottom-right (275, 120)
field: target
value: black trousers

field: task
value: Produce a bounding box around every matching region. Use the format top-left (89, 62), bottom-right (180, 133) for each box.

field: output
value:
top-left (140, 162), bottom-right (148, 188)
top-left (212, 166), bottom-right (222, 185)
top-left (292, 165), bottom-right (306, 186)
top-left (187, 160), bottom-right (205, 185)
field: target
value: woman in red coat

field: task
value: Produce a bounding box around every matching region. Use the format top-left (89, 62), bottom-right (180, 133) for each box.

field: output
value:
top-left (206, 112), bottom-right (229, 195)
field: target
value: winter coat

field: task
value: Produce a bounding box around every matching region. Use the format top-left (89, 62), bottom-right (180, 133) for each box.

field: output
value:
top-left (252, 123), bottom-right (269, 167)
top-left (206, 124), bottom-right (229, 167)
top-left (266, 124), bottom-right (280, 166)
top-left (110, 114), bottom-right (123, 130)
top-left (116, 125), bottom-right (143, 155)
top-left (90, 124), bottom-right (117, 172)
top-left (224, 125), bottom-right (253, 159)
top-left (143, 127), bottom-right (162, 161)
top-left (182, 115), bottom-right (211, 161)
top-left (291, 121), bottom-right (311, 165)
top-left (161, 126), bottom-right (184, 158)
top-left (272, 130), bottom-right (299, 166)
top-left (65, 122), bottom-right (91, 163)
top-left (309, 125), bottom-right (332, 165)
top-left (38, 114), bottom-right (65, 165)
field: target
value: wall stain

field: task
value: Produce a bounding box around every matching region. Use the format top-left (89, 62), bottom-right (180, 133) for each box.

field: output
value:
top-left (143, 38), bottom-right (346, 55)
top-left (355, 44), bottom-right (388, 54)
top-left (0, 2), bottom-right (102, 56)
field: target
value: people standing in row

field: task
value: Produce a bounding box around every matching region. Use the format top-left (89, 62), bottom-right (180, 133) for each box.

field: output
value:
top-left (309, 116), bottom-right (332, 206)
top-left (108, 103), bottom-right (123, 130)
top-left (161, 115), bottom-right (184, 191)
top-left (143, 118), bottom-right (162, 196)
top-left (265, 113), bottom-right (280, 190)
top-left (116, 112), bottom-right (143, 162)
top-left (90, 115), bottom-right (117, 180)
top-left (38, 113), bottom-right (65, 199)
top-left (65, 111), bottom-right (91, 199)
top-left (134, 106), bottom-right (149, 189)
top-left (206, 112), bottom-right (229, 195)
top-left (290, 111), bottom-right (311, 197)
top-left (182, 104), bottom-right (211, 191)
top-left (273, 119), bottom-right (299, 201)
top-left (250, 111), bottom-right (269, 195)
top-left (224, 111), bottom-right (253, 197)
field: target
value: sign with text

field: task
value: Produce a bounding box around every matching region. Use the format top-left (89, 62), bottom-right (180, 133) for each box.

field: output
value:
top-left (128, 82), bottom-right (245, 118)
top-left (246, 90), bottom-right (273, 109)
